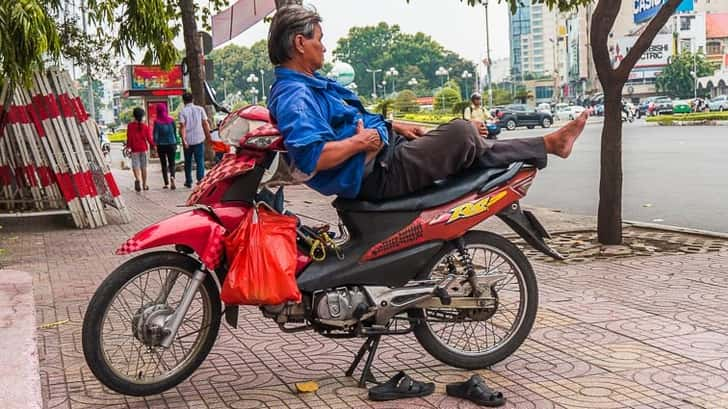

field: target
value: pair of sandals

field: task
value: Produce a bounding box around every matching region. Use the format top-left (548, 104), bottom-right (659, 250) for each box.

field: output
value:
top-left (368, 372), bottom-right (505, 407)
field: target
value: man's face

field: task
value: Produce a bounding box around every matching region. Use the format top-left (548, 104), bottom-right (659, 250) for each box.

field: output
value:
top-left (300, 24), bottom-right (326, 71)
top-left (473, 97), bottom-right (482, 107)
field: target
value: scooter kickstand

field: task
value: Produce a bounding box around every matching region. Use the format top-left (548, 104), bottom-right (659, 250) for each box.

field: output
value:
top-left (345, 335), bottom-right (381, 387)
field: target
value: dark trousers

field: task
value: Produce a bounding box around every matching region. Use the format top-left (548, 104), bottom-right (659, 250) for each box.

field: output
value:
top-left (184, 143), bottom-right (205, 185)
top-left (358, 119), bottom-right (547, 201)
top-left (157, 144), bottom-right (177, 185)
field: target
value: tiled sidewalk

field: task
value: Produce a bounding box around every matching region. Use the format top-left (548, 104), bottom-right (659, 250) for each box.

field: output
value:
top-left (1, 167), bottom-right (727, 408)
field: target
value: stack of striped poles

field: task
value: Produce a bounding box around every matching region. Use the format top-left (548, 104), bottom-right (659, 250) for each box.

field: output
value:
top-left (0, 68), bottom-right (129, 228)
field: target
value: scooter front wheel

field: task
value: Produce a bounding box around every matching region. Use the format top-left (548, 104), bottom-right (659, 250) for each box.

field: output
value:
top-left (82, 251), bottom-right (221, 396)
top-left (409, 231), bottom-right (538, 369)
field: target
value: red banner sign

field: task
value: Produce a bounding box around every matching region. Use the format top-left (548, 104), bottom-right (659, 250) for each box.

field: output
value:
top-left (131, 66), bottom-right (184, 91)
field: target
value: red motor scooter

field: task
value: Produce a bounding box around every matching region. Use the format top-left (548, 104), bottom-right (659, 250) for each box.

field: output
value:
top-left (82, 105), bottom-right (563, 396)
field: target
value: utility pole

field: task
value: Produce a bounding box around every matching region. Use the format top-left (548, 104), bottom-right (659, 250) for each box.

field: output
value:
top-left (81, 0), bottom-right (96, 121)
top-left (484, 1), bottom-right (493, 107)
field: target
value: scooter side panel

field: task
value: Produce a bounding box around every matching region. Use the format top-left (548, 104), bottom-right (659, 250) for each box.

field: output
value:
top-left (361, 169), bottom-right (536, 261)
top-left (115, 210), bottom-right (226, 269)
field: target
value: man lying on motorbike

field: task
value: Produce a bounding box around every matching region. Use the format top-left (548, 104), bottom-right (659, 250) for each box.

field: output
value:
top-left (267, 6), bottom-right (589, 201)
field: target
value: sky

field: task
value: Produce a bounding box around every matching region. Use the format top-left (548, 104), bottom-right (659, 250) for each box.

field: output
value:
top-left (213, 0), bottom-right (512, 69)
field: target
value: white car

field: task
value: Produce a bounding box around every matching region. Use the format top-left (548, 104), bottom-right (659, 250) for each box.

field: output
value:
top-left (536, 103), bottom-right (552, 114)
top-left (553, 104), bottom-right (585, 120)
top-left (708, 95), bottom-right (728, 112)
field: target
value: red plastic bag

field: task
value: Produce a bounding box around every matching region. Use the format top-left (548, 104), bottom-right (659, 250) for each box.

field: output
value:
top-left (221, 207), bottom-right (301, 305)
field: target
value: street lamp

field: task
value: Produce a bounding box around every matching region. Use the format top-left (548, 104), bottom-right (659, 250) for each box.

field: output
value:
top-left (366, 68), bottom-right (382, 99)
top-left (407, 78), bottom-right (418, 87)
top-left (259, 69), bottom-right (266, 101)
top-left (249, 87), bottom-right (259, 105)
top-left (435, 66), bottom-right (449, 88)
top-left (386, 67), bottom-right (399, 94)
top-left (247, 73), bottom-right (259, 103)
top-left (461, 70), bottom-right (473, 99)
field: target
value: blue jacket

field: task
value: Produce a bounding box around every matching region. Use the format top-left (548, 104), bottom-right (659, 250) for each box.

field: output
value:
top-left (153, 121), bottom-right (177, 146)
top-left (268, 67), bottom-right (388, 198)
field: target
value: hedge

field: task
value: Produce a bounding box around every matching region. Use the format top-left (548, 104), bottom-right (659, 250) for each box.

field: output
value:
top-left (646, 112), bottom-right (728, 123)
top-left (399, 113), bottom-right (458, 125)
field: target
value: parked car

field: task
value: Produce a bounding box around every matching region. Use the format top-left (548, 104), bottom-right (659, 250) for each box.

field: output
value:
top-left (536, 102), bottom-right (552, 114)
top-left (495, 104), bottom-right (553, 130)
top-left (652, 97), bottom-right (673, 115)
top-left (708, 95), bottom-right (728, 112)
top-left (553, 103), bottom-right (585, 121)
top-left (672, 100), bottom-right (691, 114)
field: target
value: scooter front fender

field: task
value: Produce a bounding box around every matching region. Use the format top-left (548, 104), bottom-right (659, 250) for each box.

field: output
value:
top-left (116, 209), bottom-right (227, 269)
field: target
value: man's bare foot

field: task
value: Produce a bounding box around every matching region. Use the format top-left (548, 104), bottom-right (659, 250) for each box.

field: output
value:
top-left (544, 111), bottom-right (589, 158)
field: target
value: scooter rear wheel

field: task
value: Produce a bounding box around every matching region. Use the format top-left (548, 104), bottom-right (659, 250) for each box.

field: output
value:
top-left (82, 251), bottom-right (221, 396)
top-left (409, 231), bottom-right (538, 369)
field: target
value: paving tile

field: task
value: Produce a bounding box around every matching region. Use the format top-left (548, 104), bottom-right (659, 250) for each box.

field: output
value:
top-left (643, 331), bottom-right (728, 362)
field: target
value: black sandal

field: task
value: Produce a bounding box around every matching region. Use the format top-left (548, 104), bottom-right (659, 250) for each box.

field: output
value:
top-left (446, 375), bottom-right (505, 407)
top-left (368, 371), bottom-right (435, 401)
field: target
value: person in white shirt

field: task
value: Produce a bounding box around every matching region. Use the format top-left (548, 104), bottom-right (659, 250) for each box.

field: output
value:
top-left (178, 92), bottom-right (212, 187)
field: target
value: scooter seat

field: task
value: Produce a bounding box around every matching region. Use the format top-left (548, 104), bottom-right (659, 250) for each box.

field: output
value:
top-left (333, 162), bottom-right (524, 212)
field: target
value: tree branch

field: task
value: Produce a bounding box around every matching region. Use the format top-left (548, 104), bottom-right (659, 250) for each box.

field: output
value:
top-left (616, 0), bottom-right (682, 80)
top-left (590, 0), bottom-right (621, 88)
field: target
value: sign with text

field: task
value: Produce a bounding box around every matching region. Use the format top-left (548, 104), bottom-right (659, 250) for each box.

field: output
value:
top-left (633, 0), bottom-right (694, 24)
top-left (616, 34), bottom-right (674, 68)
top-left (127, 65), bottom-right (184, 91)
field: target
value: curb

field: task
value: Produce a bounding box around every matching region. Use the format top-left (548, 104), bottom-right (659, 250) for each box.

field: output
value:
top-left (624, 220), bottom-right (728, 240)
top-left (0, 269), bottom-right (42, 409)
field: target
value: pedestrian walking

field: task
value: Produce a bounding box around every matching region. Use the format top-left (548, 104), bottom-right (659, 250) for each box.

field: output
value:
top-left (126, 107), bottom-right (154, 192)
top-left (153, 104), bottom-right (179, 190)
top-left (179, 92), bottom-right (212, 188)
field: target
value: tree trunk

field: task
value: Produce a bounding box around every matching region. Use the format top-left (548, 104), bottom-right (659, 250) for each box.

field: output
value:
top-left (274, 0), bottom-right (302, 8)
top-left (598, 88), bottom-right (625, 244)
top-left (179, 0), bottom-right (205, 107)
top-left (179, 0), bottom-right (214, 160)
top-left (590, 0), bottom-right (682, 245)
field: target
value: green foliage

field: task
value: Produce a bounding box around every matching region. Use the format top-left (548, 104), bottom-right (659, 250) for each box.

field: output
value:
top-left (333, 22), bottom-right (475, 100)
top-left (394, 89), bottom-right (419, 113)
top-left (656, 52), bottom-right (714, 99)
top-left (444, 79), bottom-right (462, 98)
top-left (1, 0), bottom-right (227, 85)
top-left (374, 98), bottom-right (395, 117)
top-left (491, 87), bottom-right (515, 106)
top-left (208, 41), bottom-right (273, 105)
top-left (0, 1), bottom-right (60, 85)
top-left (79, 74), bottom-right (105, 122)
top-left (119, 107), bottom-right (135, 125)
top-left (645, 112), bottom-right (728, 123)
top-left (400, 112), bottom-right (458, 124)
top-left (434, 87), bottom-right (461, 111)
top-left (452, 101), bottom-right (471, 116)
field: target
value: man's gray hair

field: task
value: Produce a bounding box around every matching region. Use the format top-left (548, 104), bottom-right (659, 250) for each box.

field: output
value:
top-left (268, 5), bottom-right (322, 65)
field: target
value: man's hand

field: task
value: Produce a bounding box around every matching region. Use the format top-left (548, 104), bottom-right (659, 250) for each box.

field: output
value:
top-left (393, 122), bottom-right (425, 140)
top-left (351, 119), bottom-right (382, 153)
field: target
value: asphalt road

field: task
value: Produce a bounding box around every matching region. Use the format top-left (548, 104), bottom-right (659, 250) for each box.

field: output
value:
top-left (500, 119), bottom-right (728, 233)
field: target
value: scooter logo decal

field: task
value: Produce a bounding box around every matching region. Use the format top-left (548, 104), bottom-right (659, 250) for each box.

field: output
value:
top-left (445, 191), bottom-right (508, 224)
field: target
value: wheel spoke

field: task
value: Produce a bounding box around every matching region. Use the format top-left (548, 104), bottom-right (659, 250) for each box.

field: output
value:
top-left (97, 264), bottom-right (213, 385)
top-left (422, 240), bottom-right (531, 357)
